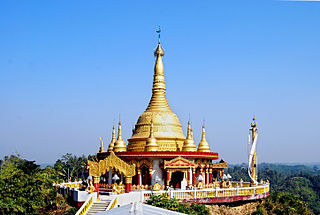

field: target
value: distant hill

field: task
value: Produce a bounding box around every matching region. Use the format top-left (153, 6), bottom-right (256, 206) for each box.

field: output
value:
top-left (227, 163), bottom-right (320, 214)
top-left (229, 162), bottom-right (320, 175)
top-left (39, 163), bottom-right (54, 168)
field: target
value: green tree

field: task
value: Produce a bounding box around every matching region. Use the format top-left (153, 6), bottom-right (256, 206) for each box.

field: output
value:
top-left (146, 194), bottom-right (209, 215)
top-left (252, 192), bottom-right (313, 215)
top-left (0, 155), bottom-right (75, 214)
top-left (54, 153), bottom-right (87, 182)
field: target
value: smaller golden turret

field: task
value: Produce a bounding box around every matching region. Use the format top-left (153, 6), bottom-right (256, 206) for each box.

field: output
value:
top-left (108, 125), bottom-right (116, 152)
top-left (113, 121), bottom-right (127, 152)
top-left (99, 137), bottom-right (105, 153)
top-left (198, 123), bottom-right (211, 152)
top-left (182, 121), bottom-right (197, 152)
top-left (145, 120), bottom-right (158, 151)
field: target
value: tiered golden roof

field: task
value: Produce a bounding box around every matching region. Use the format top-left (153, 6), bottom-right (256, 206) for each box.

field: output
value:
top-left (197, 124), bottom-right (211, 152)
top-left (127, 30), bottom-right (185, 152)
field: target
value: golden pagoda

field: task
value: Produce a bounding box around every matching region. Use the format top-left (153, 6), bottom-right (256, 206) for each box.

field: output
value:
top-left (92, 28), bottom-right (227, 193)
top-left (78, 28), bottom-right (269, 206)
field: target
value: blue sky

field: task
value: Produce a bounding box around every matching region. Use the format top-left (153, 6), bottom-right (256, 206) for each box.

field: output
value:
top-left (0, 0), bottom-right (319, 164)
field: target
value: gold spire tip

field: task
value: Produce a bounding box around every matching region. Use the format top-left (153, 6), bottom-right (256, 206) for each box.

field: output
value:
top-left (156, 25), bottom-right (161, 44)
top-left (154, 26), bottom-right (164, 56)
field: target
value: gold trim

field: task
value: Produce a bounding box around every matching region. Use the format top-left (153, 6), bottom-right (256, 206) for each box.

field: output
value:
top-left (164, 156), bottom-right (195, 169)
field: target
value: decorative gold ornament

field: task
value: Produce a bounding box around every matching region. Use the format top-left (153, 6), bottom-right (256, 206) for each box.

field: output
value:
top-left (182, 121), bottom-right (197, 151)
top-left (108, 125), bottom-right (116, 152)
top-left (153, 182), bottom-right (161, 191)
top-left (164, 156), bottom-right (195, 169)
top-left (87, 180), bottom-right (95, 193)
top-left (124, 176), bottom-right (132, 184)
top-left (127, 28), bottom-right (185, 152)
top-left (112, 182), bottom-right (125, 194)
top-left (99, 137), bottom-right (105, 153)
top-left (113, 121), bottom-right (127, 152)
top-left (197, 123), bottom-right (211, 152)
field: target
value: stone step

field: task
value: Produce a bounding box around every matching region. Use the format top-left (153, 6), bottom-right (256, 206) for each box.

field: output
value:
top-left (85, 201), bottom-right (110, 215)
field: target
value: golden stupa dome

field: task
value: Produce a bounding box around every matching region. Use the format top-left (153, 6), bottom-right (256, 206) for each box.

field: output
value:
top-left (127, 30), bottom-right (185, 152)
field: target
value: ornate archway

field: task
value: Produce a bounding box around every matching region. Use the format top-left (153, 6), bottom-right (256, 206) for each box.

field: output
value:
top-left (87, 152), bottom-right (136, 193)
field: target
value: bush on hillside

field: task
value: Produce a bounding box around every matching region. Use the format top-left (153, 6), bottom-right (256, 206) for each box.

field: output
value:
top-left (146, 194), bottom-right (209, 215)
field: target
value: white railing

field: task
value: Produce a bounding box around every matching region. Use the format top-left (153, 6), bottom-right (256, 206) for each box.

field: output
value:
top-left (142, 183), bottom-right (269, 201)
top-left (75, 193), bottom-right (94, 215)
top-left (106, 197), bottom-right (118, 210)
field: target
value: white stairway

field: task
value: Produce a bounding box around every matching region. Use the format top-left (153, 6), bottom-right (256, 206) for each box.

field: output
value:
top-left (86, 200), bottom-right (110, 215)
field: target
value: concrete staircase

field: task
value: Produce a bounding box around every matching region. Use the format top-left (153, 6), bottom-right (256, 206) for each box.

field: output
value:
top-left (86, 200), bottom-right (110, 215)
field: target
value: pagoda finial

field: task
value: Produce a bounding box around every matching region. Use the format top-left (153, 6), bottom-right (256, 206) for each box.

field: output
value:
top-left (187, 120), bottom-right (191, 138)
top-left (156, 25), bottom-right (161, 44)
top-left (113, 120), bottom-right (127, 152)
top-left (198, 123), bottom-right (211, 152)
top-left (150, 119), bottom-right (154, 137)
top-left (154, 26), bottom-right (164, 56)
top-left (107, 125), bottom-right (116, 152)
top-left (182, 120), bottom-right (197, 151)
top-left (99, 136), bottom-right (105, 153)
top-left (145, 27), bottom-right (170, 112)
top-left (145, 119), bottom-right (158, 151)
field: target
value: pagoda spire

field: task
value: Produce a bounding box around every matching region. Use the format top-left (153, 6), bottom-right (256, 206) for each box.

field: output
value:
top-left (197, 123), bottom-right (211, 152)
top-left (145, 26), bottom-right (172, 112)
top-left (145, 119), bottom-right (158, 151)
top-left (182, 120), bottom-right (197, 151)
top-left (107, 125), bottom-right (116, 152)
top-left (113, 120), bottom-right (127, 152)
top-left (99, 137), bottom-right (105, 153)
